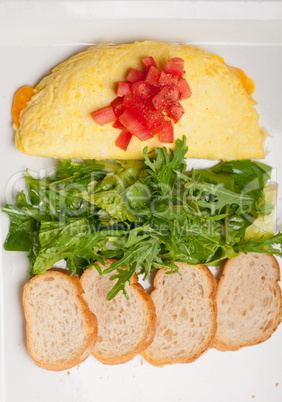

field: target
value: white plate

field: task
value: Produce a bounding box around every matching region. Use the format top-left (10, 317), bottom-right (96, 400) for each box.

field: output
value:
top-left (1, 2), bottom-right (282, 402)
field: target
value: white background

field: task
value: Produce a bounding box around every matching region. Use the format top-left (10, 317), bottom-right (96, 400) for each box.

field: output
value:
top-left (1, 2), bottom-right (282, 402)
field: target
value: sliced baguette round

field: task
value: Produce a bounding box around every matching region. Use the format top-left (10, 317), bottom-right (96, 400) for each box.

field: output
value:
top-left (213, 252), bottom-right (282, 351)
top-left (142, 263), bottom-right (217, 366)
top-left (23, 269), bottom-right (98, 371)
top-left (80, 260), bottom-right (156, 365)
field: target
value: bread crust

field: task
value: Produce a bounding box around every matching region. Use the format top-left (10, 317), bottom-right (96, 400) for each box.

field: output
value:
top-left (23, 270), bottom-right (98, 371)
top-left (80, 259), bottom-right (156, 365)
top-left (141, 263), bottom-right (217, 366)
top-left (213, 253), bottom-right (282, 351)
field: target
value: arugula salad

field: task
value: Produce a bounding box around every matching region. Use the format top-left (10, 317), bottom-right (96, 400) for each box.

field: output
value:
top-left (3, 137), bottom-right (282, 300)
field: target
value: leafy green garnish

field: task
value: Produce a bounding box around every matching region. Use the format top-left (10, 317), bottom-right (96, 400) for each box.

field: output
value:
top-left (3, 137), bottom-right (281, 300)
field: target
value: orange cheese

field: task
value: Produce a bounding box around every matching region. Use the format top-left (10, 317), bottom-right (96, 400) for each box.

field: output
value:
top-left (12, 86), bottom-right (34, 127)
top-left (229, 66), bottom-right (255, 95)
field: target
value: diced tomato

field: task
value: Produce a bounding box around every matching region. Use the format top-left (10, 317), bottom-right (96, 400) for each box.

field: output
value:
top-left (123, 94), bottom-right (156, 124)
top-left (137, 106), bottom-right (165, 131)
top-left (158, 72), bottom-right (171, 86)
top-left (152, 88), bottom-right (169, 110)
top-left (117, 82), bottom-right (132, 97)
top-left (171, 57), bottom-right (185, 65)
top-left (132, 81), bottom-right (153, 99)
top-left (164, 57), bottom-right (185, 77)
top-left (158, 72), bottom-right (178, 88)
top-left (152, 87), bottom-right (178, 111)
top-left (113, 120), bottom-right (126, 130)
top-left (171, 75), bottom-right (179, 86)
top-left (111, 97), bottom-right (125, 118)
top-left (91, 106), bottom-right (116, 126)
top-left (145, 66), bottom-right (161, 86)
top-left (116, 130), bottom-right (132, 151)
top-left (126, 68), bottom-right (146, 83)
top-left (170, 86), bottom-right (180, 101)
top-left (119, 110), bottom-right (153, 141)
top-left (146, 111), bottom-right (166, 131)
top-left (158, 120), bottom-right (174, 143)
top-left (177, 78), bottom-right (192, 100)
top-left (142, 57), bottom-right (157, 73)
top-left (165, 101), bottom-right (185, 122)
top-left (123, 94), bottom-right (165, 130)
top-left (123, 94), bottom-right (146, 115)
top-left (90, 56), bottom-right (191, 149)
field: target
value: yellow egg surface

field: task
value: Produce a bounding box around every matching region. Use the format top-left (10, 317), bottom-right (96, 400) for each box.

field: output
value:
top-left (15, 41), bottom-right (265, 160)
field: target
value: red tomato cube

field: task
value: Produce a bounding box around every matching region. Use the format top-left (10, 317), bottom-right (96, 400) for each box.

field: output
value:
top-left (145, 66), bottom-right (161, 86)
top-left (142, 57), bottom-right (157, 73)
top-left (91, 106), bottom-right (116, 126)
top-left (141, 107), bottom-right (166, 131)
top-left (152, 87), bottom-right (176, 111)
top-left (165, 101), bottom-right (185, 122)
top-left (119, 110), bottom-right (153, 141)
top-left (177, 78), bottom-right (192, 100)
top-left (117, 82), bottom-right (132, 97)
top-left (158, 72), bottom-right (178, 88)
top-left (123, 94), bottom-right (165, 130)
top-left (116, 130), bottom-right (132, 151)
top-left (171, 75), bottom-right (179, 86)
top-left (113, 120), bottom-right (126, 130)
top-left (111, 97), bottom-right (125, 118)
top-left (169, 86), bottom-right (180, 101)
top-left (164, 58), bottom-right (185, 77)
top-left (126, 68), bottom-right (145, 83)
top-left (158, 120), bottom-right (174, 143)
top-left (132, 81), bottom-right (153, 99)
top-left (171, 57), bottom-right (185, 65)
top-left (123, 94), bottom-right (146, 116)
top-left (148, 112), bottom-right (166, 131)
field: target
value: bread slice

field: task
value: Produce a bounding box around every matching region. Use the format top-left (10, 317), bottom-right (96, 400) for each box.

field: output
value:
top-left (23, 269), bottom-right (98, 371)
top-left (141, 263), bottom-right (217, 366)
top-left (80, 260), bottom-right (156, 365)
top-left (213, 252), bottom-right (282, 351)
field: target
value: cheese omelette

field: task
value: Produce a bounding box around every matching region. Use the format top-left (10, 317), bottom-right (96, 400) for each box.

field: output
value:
top-left (14, 41), bottom-right (265, 160)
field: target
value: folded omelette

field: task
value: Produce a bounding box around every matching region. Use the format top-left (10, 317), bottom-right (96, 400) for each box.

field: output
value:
top-left (15, 41), bottom-right (265, 160)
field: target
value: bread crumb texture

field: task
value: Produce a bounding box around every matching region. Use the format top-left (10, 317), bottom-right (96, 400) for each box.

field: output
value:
top-left (214, 253), bottom-right (282, 351)
top-left (23, 270), bottom-right (97, 370)
top-left (80, 261), bottom-right (156, 364)
top-left (142, 263), bottom-right (217, 366)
